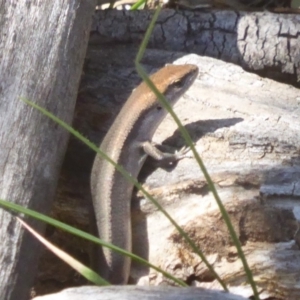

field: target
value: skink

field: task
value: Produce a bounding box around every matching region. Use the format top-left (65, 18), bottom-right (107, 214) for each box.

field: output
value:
top-left (91, 64), bottom-right (199, 284)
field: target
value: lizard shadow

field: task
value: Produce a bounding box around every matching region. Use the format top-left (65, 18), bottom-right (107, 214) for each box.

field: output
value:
top-left (131, 117), bottom-right (243, 280)
top-left (140, 117), bottom-right (243, 175)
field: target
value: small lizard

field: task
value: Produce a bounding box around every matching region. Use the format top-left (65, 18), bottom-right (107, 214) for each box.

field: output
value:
top-left (90, 64), bottom-right (199, 284)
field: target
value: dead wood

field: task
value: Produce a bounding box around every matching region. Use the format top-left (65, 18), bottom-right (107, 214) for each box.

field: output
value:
top-left (0, 1), bottom-right (96, 299)
top-left (91, 9), bottom-right (300, 86)
top-left (33, 39), bottom-right (300, 300)
top-left (33, 286), bottom-right (248, 300)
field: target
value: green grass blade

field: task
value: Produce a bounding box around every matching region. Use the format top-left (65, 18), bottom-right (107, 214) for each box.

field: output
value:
top-left (135, 6), bottom-right (161, 62)
top-left (130, 0), bottom-right (147, 10)
top-left (17, 217), bottom-right (108, 286)
top-left (19, 98), bottom-right (187, 286)
top-left (134, 8), bottom-right (259, 299)
top-left (0, 197), bottom-right (186, 286)
top-left (134, 8), bottom-right (229, 292)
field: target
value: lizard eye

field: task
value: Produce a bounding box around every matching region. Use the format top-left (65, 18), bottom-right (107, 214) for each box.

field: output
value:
top-left (173, 80), bottom-right (185, 89)
top-left (156, 105), bottom-right (162, 110)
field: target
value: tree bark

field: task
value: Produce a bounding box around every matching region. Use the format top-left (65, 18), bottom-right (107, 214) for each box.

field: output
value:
top-left (0, 1), bottom-right (95, 299)
top-left (91, 9), bottom-right (300, 86)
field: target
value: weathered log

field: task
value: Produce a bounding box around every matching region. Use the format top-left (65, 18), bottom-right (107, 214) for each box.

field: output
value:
top-left (91, 9), bottom-right (300, 85)
top-left (33, 286), bottom-right (248, 300)
top-left (133, 53), bottom-right (300, 299)
top-left (33, 39), bottom-right (300, 299)
top-left (0, 1), bottom-right (96, 299)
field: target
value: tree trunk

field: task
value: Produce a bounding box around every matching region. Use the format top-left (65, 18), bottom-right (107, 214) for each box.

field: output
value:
top-left (0, 1), bottom-right (95, 299)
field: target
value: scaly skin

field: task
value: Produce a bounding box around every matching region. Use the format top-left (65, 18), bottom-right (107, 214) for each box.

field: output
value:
top-left (90, 64), bottom-right (199, 284)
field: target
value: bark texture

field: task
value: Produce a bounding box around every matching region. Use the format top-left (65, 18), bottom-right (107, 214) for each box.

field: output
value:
top-left (0, 1), bottom-right (95, 299)
top-left (91, 9), bottom-right (300, 85)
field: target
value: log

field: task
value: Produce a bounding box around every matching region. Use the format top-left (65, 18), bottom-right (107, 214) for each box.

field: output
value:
top-left (33, 286), bottom-right (249, 300)
top-left (0, 1), bottom-right (96, 299)
top-left (33, 9), bottom-right (300, 300)
top-left (91, 9), bottom-right (300, 86)
top-left (33, 42), bottom-right (300, 299)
